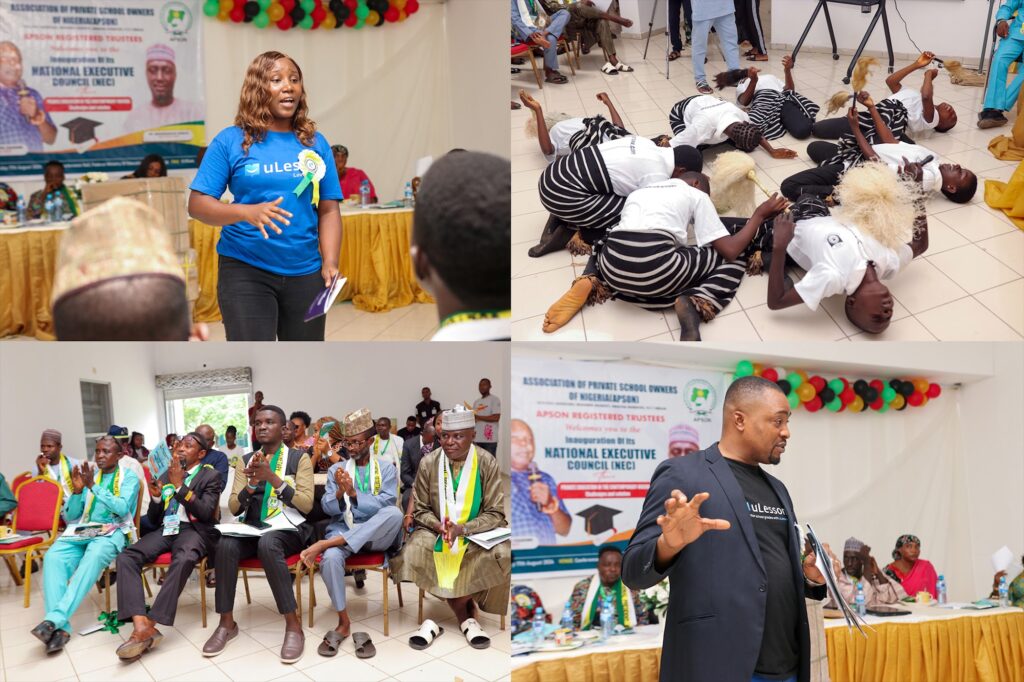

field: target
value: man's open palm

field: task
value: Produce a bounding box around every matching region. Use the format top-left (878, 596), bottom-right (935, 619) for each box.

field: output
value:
top-left (658, 490), bottom-right (731, 551)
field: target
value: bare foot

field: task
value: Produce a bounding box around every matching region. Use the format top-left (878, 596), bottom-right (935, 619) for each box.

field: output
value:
top-left (543, 279), bottom-right (593, 333)
top-left (519, 89), bottom-right (540, 111)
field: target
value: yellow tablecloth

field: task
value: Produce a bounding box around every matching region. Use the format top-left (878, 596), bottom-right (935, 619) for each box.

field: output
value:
top-left (512, 610), bottom-right (1024, 682)
top-left (0, 225), bottom-right (67, 340)
top-left (189, 208), bottom-right (433, 323)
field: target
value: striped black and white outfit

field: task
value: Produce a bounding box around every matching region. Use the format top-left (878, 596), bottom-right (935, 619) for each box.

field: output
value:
top-left (747, 90), bottom-right (819, 140)
top-left (567, 115), bottom-right (630, 153)
top-left (669, 95), bottom-right (703, 135)
top-left (825, 100), bottom-right (910, 168)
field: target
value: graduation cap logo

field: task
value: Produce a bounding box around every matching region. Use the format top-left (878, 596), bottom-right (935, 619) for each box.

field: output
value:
top-left (62, 117), bottom-right (101, 145)
top-left (577, 504), bottom-right (620, 536)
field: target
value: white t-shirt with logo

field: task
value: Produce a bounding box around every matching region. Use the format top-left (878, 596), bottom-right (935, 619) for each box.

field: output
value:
top-left (614, 179), bottom-right (727, 247)
top-left (597, 136), bottom-right (676, 197)
top-left (473, 394), bottom-right (501, 443)
top-left (883, 88), bottom-right (939, 135)
top-left (869, 142), bottom-right (943, 194)
top-left (787, 216), bottom-right (913, 311)
top-left (669, 95), bottom-right (749, 148)
top-left (735, 74), bottom-right (786, 103)
top-left (544, 117), bottom-right (586, 162)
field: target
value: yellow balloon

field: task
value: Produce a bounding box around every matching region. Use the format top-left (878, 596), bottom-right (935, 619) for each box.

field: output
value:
top-left (913, 378), bottom-right (929, 394)
top-left (394, 0), bottom-right (407, 8)
top-left (753, 362), bottom-right (764, 376)
top-left (796, 383), bottom-right (815, 403)
top-left (367, 9), bottom-right (379, 24)
top-left (218, 8), bottom-right (230, 20)
top-left (322, 13), bottom-right (337, 28)
top-left (891, 394), bottom-right (905, 410)
top-left (795, 369), bottom-right (809, 382)
top-left (398, 9), bottom-right (407, 21)
top-left (850, 396), bottom-right (864, 413)
top-left (220, 0), bottom-right (233, 11)
top-left (268, 2), bottom-right (284, 21)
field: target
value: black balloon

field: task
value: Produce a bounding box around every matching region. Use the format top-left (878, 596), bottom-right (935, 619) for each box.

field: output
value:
top-left (900, 381), bottom-right (914, 397)
top-left (819, 387), bottom-right (835, 404)
top-left (329, 0), bottom-right (342, 10)
top-left (889, 378), bottom-right (901, 389)
top-left (853, 379), bottom-right (868, 396)
top-left (864, 387), bottom-right (878, 404)
top-left (777, 379), bottom-right (791, 395)
top-left (335, 4), bottom-right (349, 21)
top-left (290, 5), bottom-right (306, 22)
top-left (244, 0), bottom-right (260, 18)
top-left (374, 10), bottom-right (385, 26)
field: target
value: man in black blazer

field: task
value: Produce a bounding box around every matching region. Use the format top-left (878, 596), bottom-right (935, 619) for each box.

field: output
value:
top-left (623, 376), bottom-right (828, 682)
top-left (400, 419), bottom-right (438, 513)
top-left (114, 431), bottom-right (225, 660)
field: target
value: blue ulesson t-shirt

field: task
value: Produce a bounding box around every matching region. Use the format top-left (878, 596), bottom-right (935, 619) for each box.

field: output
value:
top-left (190, 126), bottom-right (342, 277)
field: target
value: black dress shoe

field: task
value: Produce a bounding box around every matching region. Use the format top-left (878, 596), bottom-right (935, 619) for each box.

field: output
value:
top-left (354, 569), bottom-right (366, 589)
top-left (31, 620), bottom-right (56, 644)
top-left (45, 629), bottom-right (70, 654)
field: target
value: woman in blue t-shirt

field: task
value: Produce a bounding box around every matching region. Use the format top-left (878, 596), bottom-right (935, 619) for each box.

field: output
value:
top-left (189, 51), bottom-right (342, 341)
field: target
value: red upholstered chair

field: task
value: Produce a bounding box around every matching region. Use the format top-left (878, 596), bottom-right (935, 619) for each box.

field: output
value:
top-left (239, 553), bottom-right (315, 627)
top-left (343, 551), bottom-right (404, 636)
top-left (10, 471), bottom-right (33, 494)
top-left (134, 552), bottom-right (211, 627)
top-left (0, 476), bottom-right (63, 607)
top-left (512, 41), bottom-right (543, 90)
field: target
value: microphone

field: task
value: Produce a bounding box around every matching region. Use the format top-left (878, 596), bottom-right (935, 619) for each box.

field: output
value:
top-left (528, 462), bottom-right (544, 512)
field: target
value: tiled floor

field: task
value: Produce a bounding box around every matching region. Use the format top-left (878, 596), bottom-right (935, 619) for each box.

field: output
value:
top-left (0, 558), bottom-right (510, 682)
top-left (511, 35), bottom-right (1024, 342)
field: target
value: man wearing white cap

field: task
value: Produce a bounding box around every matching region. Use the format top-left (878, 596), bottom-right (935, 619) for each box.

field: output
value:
top-left (668, 424), bottom-right (701, 458)
top-left (392, 404), bottom-right (510, 650)
top-left (124, 44), bottom-right (203, 132)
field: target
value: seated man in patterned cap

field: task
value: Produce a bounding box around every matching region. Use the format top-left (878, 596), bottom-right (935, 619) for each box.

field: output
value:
top-left (203, 405), bottom-right (314, 664)
top-left (837, 537), bottom-right (906, 606)
top-left (50, 197), bottom-right (196, 341)
top-left (32, 428), bottom-right (79, 501)
top-left (567, 545), bottom-right (649, 631)
top-left (392, 405), bottom-right (511, 650)
top-left (299, 409), bottom-right (404, 658)
top-left (668, 94), bottom-right (796, 158)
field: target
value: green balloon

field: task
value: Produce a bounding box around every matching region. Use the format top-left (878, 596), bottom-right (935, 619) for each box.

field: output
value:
top-left (254, 11), bottom-right (269, 27)
top-left (878, 401), bottom-right (889, 413)
top-left (258, 0), bottom-right (271, 7)
top-left (203, 0), bottom-right (219, 17)
top-left (301, 0), bottom-right (315, 10)
top-left (735, 360), bottom-right (753, 377)
top-left (787, 392), bottom-right (799, 410)
top-left (354, 17), bottom-right (365, 27)
top-left (788, 373), bottom-right (802, 389)
top-left (828, 378), bottom-right (844, 394)
top-left (299, 15), bottom-right (314, 28)
top-left (882, 387), bottom-right (896, 403)
top-left (356, 3), bottom-right (370, 19)
top-left (827, 398), bottom-right (842, 412)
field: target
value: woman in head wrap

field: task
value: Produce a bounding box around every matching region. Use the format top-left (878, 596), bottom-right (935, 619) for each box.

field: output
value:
top-left (883, 534), bottom-right (938, 599)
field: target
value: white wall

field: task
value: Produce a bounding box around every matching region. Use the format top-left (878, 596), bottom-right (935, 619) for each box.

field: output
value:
top-left (512, 342), bottom-right (1024, 604)
top-left (771, 0), bottom-right (994, 64)
top-left (619, 0), bottom-right (668, 39)
top-left (0, 341), bottom-right (511, 475)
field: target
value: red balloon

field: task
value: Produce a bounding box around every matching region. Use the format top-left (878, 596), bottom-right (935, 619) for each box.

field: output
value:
top-left (870, 398), bottom-right (884, 411)
top-left (277, 15), bottom-right (293, 29)
top-left (840, 388), bottom-right (856, 405)
top-left (908, 391), bottom-right (924, 407)
top-left (345, 0), bottom-right (356, 7)
top-left (312, 5), bottom-right (326, 21)
top-left (230, 6), bottom-right (245, 21)
top-left (406, 0), bottom-right (419, 12)
top-left (809, 375), bottom-right (826, 393)
top-left (762, 368), bottom-right (778, 382)
top-left (839, 377), bottom-right (849, 392)
top-left (280, 0), bottom-right (295, 9)
top-left (805, 397), bottom-right (822, 412)
top-left (869, 379), bottom-right (884, 392)
top-left (344, 12), bottom-right (357, 26)
top-left (926, 383), bottom-right (941, 398)
top-left (384, 6), bottom-right (398, 21)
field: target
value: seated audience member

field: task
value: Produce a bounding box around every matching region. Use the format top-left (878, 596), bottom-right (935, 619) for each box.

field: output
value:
top-left (203, 405), bottom-right (314, 663)
top-left (511, 419), bottom-right (570, 545)
top-left (883, 534), bottom-right (938, 599)
top-left (668, 95), bottom-right (796, 158)
top-left (0, 472), bottom-right (16, 519)
top-left (300, 409), bottom-right (404, 658)
top-left (33, 428), bottom-right (79, 500)
top-left (51, 197), bottom-right (193, 341)
top-left (125, 154), bottom-right (168, 179)
top-left (568, 545), bottom-right (649, 630)
top-left (195, 424), bottom-right (231, 489)
top-left (114, 432), bottom-right (224, 660)
top-left (110, 425), bottom-right (151, 515)
top-left (539, 0), bottom-right (634, 74)
top-left (838, 537), bottom-right (907, 606)
top-left (397, 416), bottom-right (421, 441)
top-left (392, 405), bottom-right (511, 649)
top-left (411, 152), bottom-right (511, 341)
top-left (31, 436), bottom-right (140, 653)
top-left (401, 418), bottom-right (437, 513)
top-left (309, 416), bottom-right (345, 474)
top-left (223, 425), bottom-right (246, 466)
top-left (331, 145), bottom-right (376, 203)
top-left (511, 0), bottom-right (571, 85)
top-left (371, 417), bottom-right (402, 467)
top-left (990, 553), bottom-right (1024, 607)
top-left (130, 432), bottom-right (150, 461)
top-left (27, 160), bottom-right (80, 220)
top-left (0, 182), bottom-right (18, 211)
top-left (289, 411), bottom-right (312, 450)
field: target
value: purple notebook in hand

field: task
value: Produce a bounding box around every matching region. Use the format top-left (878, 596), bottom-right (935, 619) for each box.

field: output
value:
top-left (304, 273), bottom-right (347, 322)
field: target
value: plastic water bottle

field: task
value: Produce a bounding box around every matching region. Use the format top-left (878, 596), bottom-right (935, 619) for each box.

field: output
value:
top-left (54, 194), bottom-right (66, 221)
top-left (937, 575), bottom-right (947, 605)
top-left (531, 606), bottom-right (546, 646)
top-left (601, 594), bottom-right (616, 640)
top-left (43, 193), bottom-right (54, 223)
top-left (359, 179), bottom-right (371, 208)
top-left (16, 195), bottom-right (26, 224)
top-left (998, 575), bottom-right (1009, 607)
top-left (560, 600), bottom-right (575, 632)
top-left (855, 581), bottom-right (866, 617)
top-left (403, 181), bottom-right (414, 208)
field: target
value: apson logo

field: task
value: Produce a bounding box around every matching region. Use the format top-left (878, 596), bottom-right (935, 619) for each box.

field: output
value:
top-left (683, 379), bottom-right (716, 415)
top-left (161, 2), bottom-right (193, 35)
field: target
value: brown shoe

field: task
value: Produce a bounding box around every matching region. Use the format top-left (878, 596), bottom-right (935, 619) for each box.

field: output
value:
top-left (116, 627), bottom-right (163, 660)
top-left (202, 623), bottom-right (238, 657)
top-left (280, 630), bottom-right (305, 664)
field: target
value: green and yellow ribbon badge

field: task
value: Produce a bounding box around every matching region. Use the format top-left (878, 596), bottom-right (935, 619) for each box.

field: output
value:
top-left (292, 149), bottom-right (326, 206)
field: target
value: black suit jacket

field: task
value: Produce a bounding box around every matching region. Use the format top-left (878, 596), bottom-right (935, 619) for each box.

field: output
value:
top-left (145, 464), bottom-right (225, 549)
top-left (622, 443), bottom-right (825, 682)
top-left (401, 435), bottom-right (438, 494)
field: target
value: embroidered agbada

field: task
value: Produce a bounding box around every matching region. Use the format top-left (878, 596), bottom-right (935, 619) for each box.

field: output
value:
top-left (433, 445), bottom-right (483, 589)
top-left (568, 574), bottom-right (650, 631)
top-left (343, 455), bottom-right (382, 530)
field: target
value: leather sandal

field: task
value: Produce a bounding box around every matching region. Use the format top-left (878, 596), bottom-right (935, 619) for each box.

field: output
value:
top-left (317, 630), bottom-right (346, 657)
top-left (353, 631), bottom-right (376, 659)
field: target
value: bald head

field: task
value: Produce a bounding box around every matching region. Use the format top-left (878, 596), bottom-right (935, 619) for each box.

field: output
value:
top-left (721, 376), bottom-right (791, 466)
top-left (196, 424), bottom-right (215, 446)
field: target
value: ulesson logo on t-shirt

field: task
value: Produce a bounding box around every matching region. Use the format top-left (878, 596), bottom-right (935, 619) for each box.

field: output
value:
top-left (746, 500), bottom-right (788, 522)
top-left (243, 160), bottom-right (304, 176)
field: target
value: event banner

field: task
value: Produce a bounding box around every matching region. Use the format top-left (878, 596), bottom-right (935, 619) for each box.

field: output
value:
top-left (0, 0), bottom-right (204, 176)
top-left (511, 357), bottom-right (724, 575)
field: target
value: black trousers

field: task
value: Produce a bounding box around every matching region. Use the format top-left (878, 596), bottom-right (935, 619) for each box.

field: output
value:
top-left (780, 163), bottom-right (845, 201)
top-left (669, 0), bottom-right (693, 52)
top-left (214, 530), bottom-right (305, 615)
top-left (811, 116), bottom-right (852, 140)
top-left (781, 99), bottom-right (815, 140)
top-left (734, 0), bottom-right (766, 54)
top-left (115, 524), bottom-right (208, 625)
top-left (217, 255), bottom-right (327, 342)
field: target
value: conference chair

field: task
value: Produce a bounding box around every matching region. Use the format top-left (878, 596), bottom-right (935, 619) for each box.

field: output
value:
top-left (0, 476), bottom-right (63, 607)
